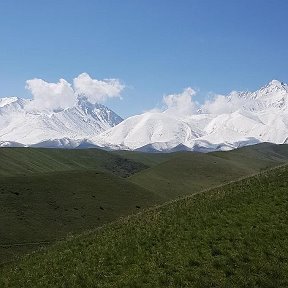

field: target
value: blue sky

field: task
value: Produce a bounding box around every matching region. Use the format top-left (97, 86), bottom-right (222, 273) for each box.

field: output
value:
top-left (0, 0), bottom-right (288, 117)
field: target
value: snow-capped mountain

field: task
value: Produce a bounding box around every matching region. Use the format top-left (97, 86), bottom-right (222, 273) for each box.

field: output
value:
top-left (94, 112), bottom-right (201, 150)
top-left (0, 97), bottom-right (122, 145)
top-left (223, 80), bottom-right (288, 112)
top-left (1, 80), bottom-right (288, 152)
top-left (92, 80), bottom-right (288, 152)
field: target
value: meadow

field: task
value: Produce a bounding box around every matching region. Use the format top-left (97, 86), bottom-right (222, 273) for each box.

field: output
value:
top-left (2, 160), bottom-right (288, 287)
top-left (1, 143), bottom-right (288, 286)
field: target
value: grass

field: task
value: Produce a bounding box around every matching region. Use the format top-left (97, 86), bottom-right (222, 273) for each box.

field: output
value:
top-left (2, 163), bottom-right (288, 287)
top-left (0, 148), bottom-right (148, 177)
top-left (0, 170), bottom-right (162, 264)
top-left (0, 147), bottom-right (158, 263)
top-left (1, 143), bottom-right (288, 274)
top-left (130, 143), bottom-right (288, 199)
top-left (112, 150), bottom-right (177, 167)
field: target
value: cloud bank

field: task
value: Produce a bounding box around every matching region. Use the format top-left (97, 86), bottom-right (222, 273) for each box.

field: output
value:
top-left (73, 73), bottom-right (124, 103)
top-left (202, 91), bottom-right (247, 114)
top-left (26, 78), bottom-right (76, 111)
top-left (26, 73), bottom-right (125, 111)
top-left (160, 88), bottom-right (263, 118)
top-left (163, 87), bottom-right (199, 117)
top-left (23, 74), bottom-right (272, 116)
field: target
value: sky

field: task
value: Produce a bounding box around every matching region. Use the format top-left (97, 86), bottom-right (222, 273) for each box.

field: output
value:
top-left (0, 0), bottom-right (288, 118)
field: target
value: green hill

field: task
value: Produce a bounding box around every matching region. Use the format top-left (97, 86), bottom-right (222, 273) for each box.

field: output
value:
top-left (0, 147), bottom-right (148, 178)
top-left (2, 163), bottom-right (288, 287)
top-left (0, 147), bottom-right (160, 263)
top-left (1, 143), bottom-right (288, 265)
top-left (112, 150), bottom-right (177, 167)
top-left (0, 171), bottom-right (162, 264)
top-left (130, 143), bottom-right (288, 199)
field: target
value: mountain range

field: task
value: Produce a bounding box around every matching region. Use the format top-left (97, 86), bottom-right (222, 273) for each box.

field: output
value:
top-left (0, 96), bottom-right (122, 148)
top-left (1, 80), bottom-right (288, 151)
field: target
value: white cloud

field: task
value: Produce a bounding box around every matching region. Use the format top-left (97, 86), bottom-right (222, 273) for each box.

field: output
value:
top-left (156, 87), bottom-right (252, 118)
top-left (73, 73), bottom-right (124, 103)
top-left (25, 73), bottom-right (125, 111)
top-left (202, 91), bottom-right (247, 114)
top-left (25, 78), bottom-right (76, 111)
top-left (163, 87), bottom-right (199, 117)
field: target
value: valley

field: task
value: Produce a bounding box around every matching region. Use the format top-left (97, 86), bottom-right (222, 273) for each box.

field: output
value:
top-left (1, 144), bottom-right (288, 287)
top-left (1, 143), bottom-right (288, 268)
top-left (1, 2), bottom-right (287, 287)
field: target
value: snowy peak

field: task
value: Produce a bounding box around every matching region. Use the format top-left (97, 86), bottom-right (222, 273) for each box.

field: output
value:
top-left (224, 80), bottom-right (288, 112)
top-left (263, 79), bottom-right (288, 92)
top-left (255, 80), bottom-right (288, 97)
top-left (95, 112), bottom-right (200, 150)
top-left (0, 96), bottom-right (123, 145)
top-left (77, 97), bottom-right (122, 127)
top-left (0, 97), bottom-right (18, 107)
top-left (252, 79), bottom-right (288, 110)
top-left (92, 79), bottom-right (288, 152)
top-left (0, 97), bottom-right (28, 109)
top-left (231, 79), bottom-right (287, 98)
top-left (1, 79), bottom-right (288, 151)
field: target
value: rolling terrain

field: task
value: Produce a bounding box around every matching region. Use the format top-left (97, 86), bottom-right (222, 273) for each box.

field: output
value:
top-left (2, 159), bottom-right (288, 287)
top-left (93, 80), bottom-right (288, 151)
top-left (0, 148), bottom-right (155, 263)
top-left (0, 147), bottom-right (148, 177)
top-left (2, 80), bottom-right (288, 152)
top-left (129, 143), bottom-right (288, 199)
top-left (1, 143), bottom-right (288, 265)
top-left (0, 170), bottom-right (161, 264)
top-left (0, 96), bottom-right (122, 146)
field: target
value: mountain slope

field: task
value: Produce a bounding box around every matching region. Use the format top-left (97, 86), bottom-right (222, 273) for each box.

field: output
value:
top-left (1, 80), bottom-right (288, 151)
top-left (0, 148), bottom-right (155, 263)
top-left (0, 170), bottom-right (162, 264)
top-left (1, 143), bottom-right (287, 265)
top-left (129, 143), bottom-right (288, 199)
top-left (95, 112), bottom-right (201, 150)
top-left (93, 80), bottom-right (288, 151)
top-left (0, 97), bottom-right (122, 145)
top-left (0, 147), bottom-right (147, 178)
top-left (2, 163), bottom-right (288, 287)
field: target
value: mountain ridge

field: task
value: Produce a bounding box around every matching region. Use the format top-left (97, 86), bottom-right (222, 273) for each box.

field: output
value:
top-left (92, 79), bottom-right (288, 151)
top-left (0, 97), bottom-right (122, 145)
top-left (1, 80), bottom-right (288, 151)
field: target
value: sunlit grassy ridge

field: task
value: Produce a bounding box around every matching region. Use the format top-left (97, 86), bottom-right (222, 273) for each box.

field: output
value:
top-left (0, 170), bottom-right (162, 264)
top-left (2, 163), bottom-right (288, 287)
top-left (130, 143), bottom-right (288, 199)
top-left (1, 143), bottom-right (288, 265)
top-left (0, 147), bottom-right (148, 177)
top-left (0, 148), bottom-right (156, 263)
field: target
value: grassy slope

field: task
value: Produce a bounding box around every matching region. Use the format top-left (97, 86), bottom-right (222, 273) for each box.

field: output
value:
top-left (0, 147), bottom-right (158, 263)
top-left (1, 144), bottom-right (288, 264)
top-left (2, 164), bottom-right (288, 287)
top-left (112, 150), bottom-right (177, 167)
top-left (213, 143), bottom-right (288, 166)
top-left (0, 148), bottom-right (148, 177)
top-left (129, 143), bottom-right (288, 199)
top-left (0, 170), bottom-right (162, 264)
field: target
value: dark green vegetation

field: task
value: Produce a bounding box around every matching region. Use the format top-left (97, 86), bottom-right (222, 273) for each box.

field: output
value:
top-left (0, 148), bottom-right (174, 264)
top-left (0, 148), bottom-right (160, 263)
top-left (112, 149), bottom-right (176, 167)
top-left (1, 143), bottom-right (288, 283)
top-left (0, 170), bottom-right (161, 264)
top-left (0, 148), bottom-right (149, 178)
top-left (2, 160), bottom-right (288, 287)
top-left (130, 143), bottom-right (288, 199)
